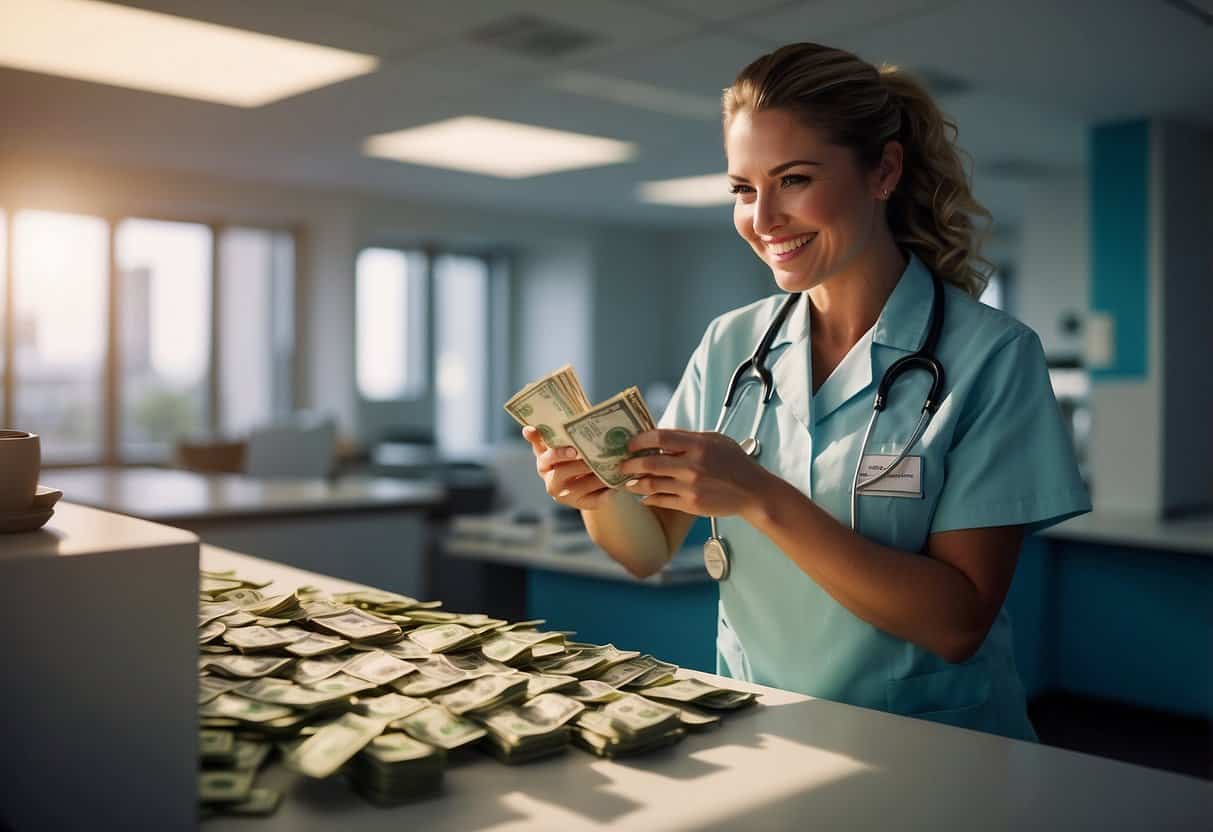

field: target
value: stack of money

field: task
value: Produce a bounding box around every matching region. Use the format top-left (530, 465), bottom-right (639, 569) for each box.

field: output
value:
top-left (476, 692), bottom-right (586, 763)
top-left (432, 672), bottom-right (532, 716)
top-left (198, 725), bottom-right (279, 817)
top-left (637, 677), bottom-right (759, 710)
top-left (195, 568), bottom-right (762, 817)
top-left (504, 365), bottom-right (658, 487)
top-left (502, 364), bottom-right (592, 449)
top-left (392, 705), bottom-right (487, 750)
top-left (573, 694), bottom-right (687, 758)
top-left (347, 733), bottom-right (446, 804)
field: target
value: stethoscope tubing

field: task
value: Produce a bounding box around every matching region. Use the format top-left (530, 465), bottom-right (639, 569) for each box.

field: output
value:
top-left (704, 274), bottom-right (946, 579)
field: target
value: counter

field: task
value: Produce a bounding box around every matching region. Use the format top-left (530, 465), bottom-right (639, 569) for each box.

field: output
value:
top-left (1042, 509), bottom-right (1213, 557)
top-left (43, 466), bottom-right (443, 594)
top-left (202, 546), bottom-right (1213, 831)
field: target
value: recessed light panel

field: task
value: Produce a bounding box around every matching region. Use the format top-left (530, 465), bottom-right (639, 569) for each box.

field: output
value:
top-left (0, 0), bottom-right (379, 107)
top-left (363, 116), bottom-right (637, 179)
top-left (637, 173), bottom-right (733, 206)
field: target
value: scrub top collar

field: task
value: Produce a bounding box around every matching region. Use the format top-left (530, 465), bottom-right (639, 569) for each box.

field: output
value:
top-left (768, 250), bottom-right (936, 353)
top-left (765, 250), bottom-right (937, 429)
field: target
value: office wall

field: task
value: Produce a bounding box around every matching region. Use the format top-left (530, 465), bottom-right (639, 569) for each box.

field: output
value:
top-left (1158, 122), bottom-right (1213, 515)
top-left (587, 229), bottom-right (666, 402)
top-left (657, 227), bottom-right (772, 384)
top-left (1015, 176), bottom-right (1089, 358)
top-left (513, 240), bottom-right (594, 404)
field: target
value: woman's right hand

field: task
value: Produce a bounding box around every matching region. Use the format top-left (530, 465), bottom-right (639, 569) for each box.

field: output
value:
top-left (522, 426), bottom-right (612, 510)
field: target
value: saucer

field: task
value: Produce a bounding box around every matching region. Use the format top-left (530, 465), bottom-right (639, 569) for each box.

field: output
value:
top-left (0, 507), bottom-right (54, 534)
top-left (31, 485), bottom-right (64, 510)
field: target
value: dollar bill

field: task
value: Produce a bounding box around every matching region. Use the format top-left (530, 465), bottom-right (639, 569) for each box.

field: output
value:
top-left (503, 365), bottom-right (590, 448)
top-left (287, 713), bottom-right (384, 778)
top-left (343, 651), bottom-right (417, 685)
top-left (637, 678), bottom-right (758, 709)
top-left (199, 693), bottom-right (293, 724)
top-left (198, 655), bottom-right (294, 679)
top-left (199, 770), bottom-right (255, 803)
top-left (310, 609), bottom-right (401, 643)
top-left (433, 673), bottom-right (530, 716)
top-left (393, 705), bottom-right (487, 750)
top-left (562, 387), bottom-right (657, 487)
top-left (353, 692), bottom-right (430, 723)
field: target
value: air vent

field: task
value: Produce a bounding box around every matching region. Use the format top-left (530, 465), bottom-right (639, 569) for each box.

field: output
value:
top-left (908, 67), bottom-right (974, 97)
top-left (468, 14), bottom-right (601, 60)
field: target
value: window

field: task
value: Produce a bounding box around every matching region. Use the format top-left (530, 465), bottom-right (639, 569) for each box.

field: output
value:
top-left (356, 248), bottom-right (427, 401)
top-left (434, 254), bottom-right (490, 455)
top-left (0, 206), bottom-right (296, 463)
top-left (116, 218), bottom-right (212, 458)
top-left (12, 210), bottom-right (109, 462)
top-left (219, 227), bottom-right (294, 435)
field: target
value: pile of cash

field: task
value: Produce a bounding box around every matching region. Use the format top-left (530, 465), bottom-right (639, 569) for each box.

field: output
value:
top-left (504, 364), bottom-right (658, 487)
top-left (196, 568), bottom-right (757, 818)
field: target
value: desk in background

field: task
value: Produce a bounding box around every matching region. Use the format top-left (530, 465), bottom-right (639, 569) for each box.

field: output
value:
top-left (444, 508), bottom-right (1213, 736)
top-left (1011, 509), bottom-right (1213, 727)
top-left (45, 467), bottom-right (444, 597)
top-left (444, 520), bottom-right (717, 672)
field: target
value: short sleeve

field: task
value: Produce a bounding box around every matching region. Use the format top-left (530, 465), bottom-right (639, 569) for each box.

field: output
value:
top-left (931, 331), bottom-right (1091, 535)
top-left (659, 334), bottom-right (709, 431)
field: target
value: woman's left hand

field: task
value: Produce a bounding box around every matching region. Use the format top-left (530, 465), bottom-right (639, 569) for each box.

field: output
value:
top-left (619, 429), bottom-right (773, 519)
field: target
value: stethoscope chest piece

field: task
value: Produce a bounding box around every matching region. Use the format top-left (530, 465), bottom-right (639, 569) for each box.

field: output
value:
top-left (703, 537), bottom-right (731, 581)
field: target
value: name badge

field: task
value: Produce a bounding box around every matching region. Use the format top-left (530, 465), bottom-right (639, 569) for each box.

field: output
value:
top-left (856, 454), bottom-right (923, 498)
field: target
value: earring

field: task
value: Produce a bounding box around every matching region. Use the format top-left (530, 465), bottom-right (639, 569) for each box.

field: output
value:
top-left (881, 188), bottom-right (891, 200)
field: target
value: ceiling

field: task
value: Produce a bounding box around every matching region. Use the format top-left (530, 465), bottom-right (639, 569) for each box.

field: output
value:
top-left (0, 0), bottom-right (1209, 232)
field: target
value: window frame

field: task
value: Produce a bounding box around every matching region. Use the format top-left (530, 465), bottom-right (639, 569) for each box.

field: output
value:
top-left (0, 205), bottom-right (299, 467)
top-left (355, 242), bottom-right (511, 445)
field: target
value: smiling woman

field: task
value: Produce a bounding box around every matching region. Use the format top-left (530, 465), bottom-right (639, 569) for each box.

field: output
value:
top-left (525, 41), bottom-right (1090, 743)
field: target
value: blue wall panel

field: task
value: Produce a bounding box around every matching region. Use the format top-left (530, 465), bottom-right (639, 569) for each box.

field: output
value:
top-left (1055, 542), bottom-right (1213, 717)
top-left (1089, 120), bottom-right (1150, 380)
top-left (527, 570), bottom-right (718, 672)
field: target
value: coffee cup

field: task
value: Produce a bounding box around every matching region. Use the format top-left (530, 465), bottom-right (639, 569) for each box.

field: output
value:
top-left (0, 430), bottom-right (41, 513)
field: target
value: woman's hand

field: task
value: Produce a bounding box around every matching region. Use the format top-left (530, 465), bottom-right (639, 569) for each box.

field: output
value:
top-left (522, 426), bottom-right (612, 510)
top-left (618, 429), bottom-right (773, 519)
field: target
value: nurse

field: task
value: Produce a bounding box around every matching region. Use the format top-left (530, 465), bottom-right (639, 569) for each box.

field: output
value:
top-left (522, 42), bottom-right (1090, 741)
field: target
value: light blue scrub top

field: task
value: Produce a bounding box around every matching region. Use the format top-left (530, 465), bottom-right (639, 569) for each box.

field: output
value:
top-left (659, 252), bottom-right (1091, 741)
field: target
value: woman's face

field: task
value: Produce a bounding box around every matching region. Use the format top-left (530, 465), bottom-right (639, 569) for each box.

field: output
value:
top-left (726, 107), bottom-right (887, 292)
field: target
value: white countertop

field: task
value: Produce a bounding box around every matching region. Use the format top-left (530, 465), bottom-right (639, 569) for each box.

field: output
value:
top-left (1041, 509), bottom-right (1213, 557)
top-left (0, 500), bottom-right (198, 561)
top-left (44, 466), bottom-right (444, 522)
top-left (202, 547), bottom-right (1212, 831)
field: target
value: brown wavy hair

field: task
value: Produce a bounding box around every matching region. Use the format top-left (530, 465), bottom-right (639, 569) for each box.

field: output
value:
top-left (722, 42), bottom-right (993, 297)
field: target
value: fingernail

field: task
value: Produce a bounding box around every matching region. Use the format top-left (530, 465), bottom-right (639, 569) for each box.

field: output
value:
top-left (625, 479), bottom-right (639, 487)
top-left (564, 447), bottom-right (577, 459)
top-left (557, 488), bottom-right (571, 498)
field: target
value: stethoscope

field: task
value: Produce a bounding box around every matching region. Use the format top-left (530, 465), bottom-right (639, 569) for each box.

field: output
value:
top-left (702, 273), bottom-right (946, 581)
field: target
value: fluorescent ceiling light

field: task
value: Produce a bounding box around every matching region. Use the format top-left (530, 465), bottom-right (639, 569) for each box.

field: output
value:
top-left (0, 0), bottom-right (379, 107)
top-left (638, 173), bottom-right (732, 206)
top-left (549, 71), bottom-right (721, 121)
top-left (363, 116), bottom-right (637, 179)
